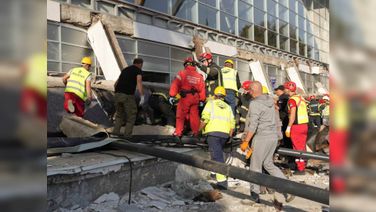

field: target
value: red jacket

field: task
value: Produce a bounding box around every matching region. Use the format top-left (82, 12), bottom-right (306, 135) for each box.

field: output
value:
top-left (169, 66), bottom-right (206, 101)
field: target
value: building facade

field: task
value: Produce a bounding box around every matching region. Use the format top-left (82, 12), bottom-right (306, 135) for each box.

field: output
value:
top-left (47, 0), bottom-right (329, 93)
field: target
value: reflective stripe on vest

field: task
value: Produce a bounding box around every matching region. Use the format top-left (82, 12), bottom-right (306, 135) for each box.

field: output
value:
top-left (203, 99), bottom-right (233, 134)
top-left (289, 95), bottom-right (309, 124)
top-left (65, 67), bottom-right (91, 100)
top-left (221, 67), bottom-right (238, 91)
top-left (152, 92), bottom-right (168, 101)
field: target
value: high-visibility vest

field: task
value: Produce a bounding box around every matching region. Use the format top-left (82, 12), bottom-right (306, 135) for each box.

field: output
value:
top-left (322, 104), bottom-right (330, 116)
top-left (221, 67), bottom-right (238, 91)
top-left (65, 67), bottom-right (91, 100)
top-left (25, 53), bottom-right (47, 97)
top-left (202, 99), bottom-right (235, 134)
top-left (288, 95), bottom-right (309, 124)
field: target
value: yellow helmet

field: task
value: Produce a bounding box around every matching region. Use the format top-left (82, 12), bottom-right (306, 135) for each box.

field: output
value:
top-left (224, 59), bottom-right (234, 65)
top-left (262, 86), bottom-right (269, 94)
top-left (214, 86), bottom-right (226, 96)
top-left (175, 93), bottom-right (181, 100)
top-left (81, 57), bottom-right (92, 65)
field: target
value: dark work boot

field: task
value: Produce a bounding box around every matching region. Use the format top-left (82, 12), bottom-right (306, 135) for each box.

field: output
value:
top-left (250, 192), bottom-right (260, 203)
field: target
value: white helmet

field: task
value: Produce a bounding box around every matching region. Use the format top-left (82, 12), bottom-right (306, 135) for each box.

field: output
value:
top-left (323, 96), bottom-right (330, 101)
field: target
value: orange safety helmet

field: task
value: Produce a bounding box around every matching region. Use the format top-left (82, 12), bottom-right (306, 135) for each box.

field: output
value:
top-left (199, 52), bottom-right (213, 61)
top-left (284, 81), bottom-right (297, 92)
top-left (242, 80), bottom-right (252, 91)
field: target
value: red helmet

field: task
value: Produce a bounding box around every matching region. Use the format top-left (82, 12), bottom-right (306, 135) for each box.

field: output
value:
top-left (309, 95), bottom-right (316, 101)
top-left (183, 57), bottom-right (194, 66)
top-left (242, 80), bottom-right (252, 91)
top-left (199, 52), bottom-right (213, 61)
top-left (284, 81), bottom-right (297, 92)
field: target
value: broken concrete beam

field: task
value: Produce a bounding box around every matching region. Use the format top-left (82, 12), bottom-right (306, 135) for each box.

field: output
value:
top-left (59, 115), bottom-right (108, 137)
top-left (192, 35), bottom-right (205, 57)
top-left (61, 4), bottom-right (91, 27)
top-left (100, 14), bottom-right (133, 36)
top-left (103, 24), bottom-right (128, 70)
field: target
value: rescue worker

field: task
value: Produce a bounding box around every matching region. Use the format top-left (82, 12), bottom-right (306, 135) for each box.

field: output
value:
top-left (320, 95), bottom-right (330, 128)
top-left (113, 58), bottom-right (144, 137)
top-left (62, 56), bottom-right (92, 117)
top-left (241, 81), bottom-right (294, 203)
top-left (169, 57), bottom-right (206, 137)
top-left (148, 86), bottom-right (176, 127)
top-left (308, 95), bottom-right (322, 135)
top-left (198, 52), bottom-right (222, 97)
top-left (200, 86), bottom-right (235, 190)
top-left (238, 80), bottom-right (253, 132)
top-left (274, 85), bottom-right (290, 148)
top-left (221, 59), bottom-right (241, 116)
top-left (284, 81), bottom-right (309, 174)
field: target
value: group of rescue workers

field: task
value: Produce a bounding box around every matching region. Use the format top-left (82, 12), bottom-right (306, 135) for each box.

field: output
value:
top-left (62, 55), bottom-right (330, 204)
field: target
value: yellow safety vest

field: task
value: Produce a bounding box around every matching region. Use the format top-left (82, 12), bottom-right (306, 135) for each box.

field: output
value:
top-left (288, 95), bottom-right (309, 124)
top-left (65, 67), bottom-right (91, 100)
top-left (25, 53), bottom-right (47, 97)
top-left (201, 99), bottom-right (235, 134)
top-left (221, 67), bottom-right (238, 91)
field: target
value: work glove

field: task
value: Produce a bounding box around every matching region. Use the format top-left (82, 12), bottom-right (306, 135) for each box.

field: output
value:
top-left (285, 126), bottom-right (291, 138)
top-left (245, 147), bottom-right (253, 159)
top-left (139, 95), bottom-right (145, 106)
top-left (169, 96), bottom-right (177, 105)
top-left (240, 140), bottom-right (249, 152)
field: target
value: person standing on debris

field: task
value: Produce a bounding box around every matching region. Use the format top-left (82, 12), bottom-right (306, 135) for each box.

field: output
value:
top-left (274, 85), bottom-right (290, 148)
top-left (112, 58), bottom-right (144, 137)
top-left (221, 59), bottom-right (241, 116)
top-left (169, 57), bottom-right (206, 138)
top-left (284, 81), bottom-right (309, 174)
top-left (319, 95), bottom-right (330, 128)
top-left (62, 56), bottom-right (92, 117)
top-left (241, 81), bottom-right (294, 203)
top-left (308, 95), bottom-right (322, 135)
top-left (198, 52), bottom-right (222, 97)
top-left (200, 86), bottom-right (235, 190)
top-left (238, 80), bottom-right (253, 132)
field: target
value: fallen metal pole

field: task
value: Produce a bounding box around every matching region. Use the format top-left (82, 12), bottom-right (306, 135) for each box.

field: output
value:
top-left (110, 140), bottom-right (329, 205)
top-left (276, 148), bottom-right (329, 162)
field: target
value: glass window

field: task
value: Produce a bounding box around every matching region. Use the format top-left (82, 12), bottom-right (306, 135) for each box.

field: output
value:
top-left (117, 37), bottom-right (136, 53)
top-left (61, 45), bottom-right (93, 63)
top-left (254, 25), bottom-right (266, 44)
top-left (138, 41), bottom-right (169, 58)
top-left (307, 21), bottom-right (313, 34)
top-left (220, 0), bottom-right (234, 14)
top-left (48, 42), bottom-right (59, 61)
top-left (47, 23), bottom-right (59, 41)
top-left (119, 7), bottom-right (135, 20)
top-left (220, 13), bottom-right (236, 34)
top-left (298, 0), bottom-right (305, 16)
top-left (279, 0), bottom-right (289, 7)
top-left (97, 1), bottom-right (114, 14)
top-left (279, 20), bottom-right (288, 36)
top-left (304, 0), bottom-right (313, 10)
top-left (290, 40), bottom-right (297, 54)
top-left (199, 0), bottom-right (216, 7)
top-left (254, 8), bottom-right (265, 26)
top-left (299, 43), bottom-right (305, 56)
top-left (267, 0), bottom-right (277, 16)
top-left (143, 0), bottom-right (168, 14)
top-left (239, 20), bottom-right (252, 39)
top-left (199, 4), bottom-right (217, 29)
top-left (123, 53), bottom-right (136, 66)
top-left (63, 63), bottom-right (81, 73)
top-left (136, 13), bottom-right (152, 25)
top-left (171, 61), bottom-right (184, 74)
top-left (299, 29), bottom-right (305, 42)
top-left (254, 0), bottom-right (264, 10)
top-left (48, 61), bottom-right (60, 72)
top-left (289, 11), bottom-right (296, 27)
top-left (71, 0), bottom-right (91, 8)
top-left (143, 71), bottom-right (170, 84)
top-left (268, 31), bottom-right (277, 47)
top-left (237, 59), bottom-right (250, 73)
top-left (171, 47), bottom-right (191, 61)
top-left (172, 0), bottom-right (195, 22)
top-left (290, 26), bottom-right (297, 39)
top-left (289, 0), bottom-right (296, 10)
top-left (279, 6), bottom-right (289, 22)
top-left (307, 45), bottom-right (313, 58)
top-left (239, 1), bottom-right (252, 22)
top-left (61, 27), bottom-right (88, 47)
top-left (267, 15), bottom-right (277, 31)
top-left (239, 71), bottom-right (253, 82)
top-left (298, 16), bottom-right (305, 29)
top-left (280, 35), bottom-right (289, 51)
top-left (141, 56), bottom-right (170, 73)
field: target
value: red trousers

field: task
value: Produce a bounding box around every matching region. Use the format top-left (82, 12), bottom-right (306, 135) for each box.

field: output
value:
top-left (291, 124), bottom-right (308, 171)
top-left (64, 92), bottom-right (85, 117)
top-left (20, 88), bottom-right (47, 119)
top-left (174, 94), bottom-right (200, 136)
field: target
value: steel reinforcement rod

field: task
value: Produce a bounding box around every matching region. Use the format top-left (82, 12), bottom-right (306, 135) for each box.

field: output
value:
top-left (110, 140), bottom-right (329, 205)
top-left (276, 148), bottom-right (329, 162)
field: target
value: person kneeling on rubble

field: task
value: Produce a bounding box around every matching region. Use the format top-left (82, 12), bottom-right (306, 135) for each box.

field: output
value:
top-left (199, 86), bottom-right (235, 190)
top-left (241, 81), bottom-right (294, 203)
top-left (169, 57), bottom-right (206, 138)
